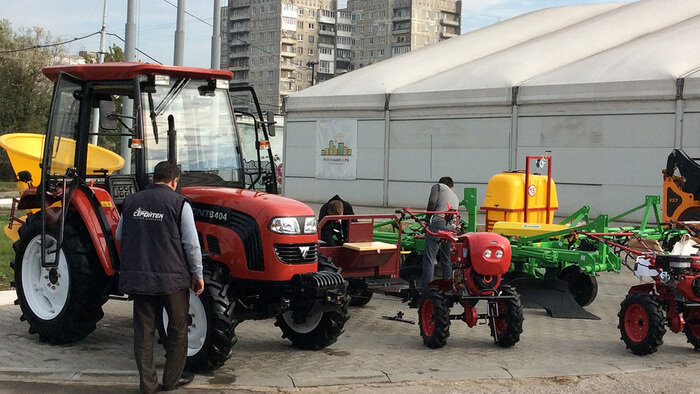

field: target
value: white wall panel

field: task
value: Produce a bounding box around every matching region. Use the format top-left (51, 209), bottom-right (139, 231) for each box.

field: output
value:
top-left (284, 178), bottom-right (383, 205)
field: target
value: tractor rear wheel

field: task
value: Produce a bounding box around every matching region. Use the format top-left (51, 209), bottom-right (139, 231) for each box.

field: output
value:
top-left (158, 266), bottom-right (236, 373)
top-left (418, 287), bottom-right (450, 348)
top-left (347, 279), bottom-right (373, 307)
top-left (683, 307), bottom-right (700, 350)
top-left (618, 291), bottom-right (666, 355)
top-left (12, 213), bottom-right (108, 344)
top-left (559, 266), bottom-right (598, 307)
top-left (489, 285), bottom-right (524, 348)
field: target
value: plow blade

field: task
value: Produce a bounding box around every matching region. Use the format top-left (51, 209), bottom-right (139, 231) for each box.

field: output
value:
top-left (504, 273), bottom-right (600, 320)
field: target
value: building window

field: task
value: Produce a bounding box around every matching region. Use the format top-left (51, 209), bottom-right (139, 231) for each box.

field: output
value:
top-left (267, 71), bottom-right (273, 78)
top-left (297, 34), bottom-right (303, 41)
top-left (267, 83), bottom-right (273, 91)
top-left (435, 25), bottom-right (438, 33)
top-left (258, 71), bottom-right (263, 79)
top-left (298, 8), bottom-right (304, 15)
top-left (308, 35), bottom-right (314, 43)
top-left (425, 24), bottom-right (429, 31)
top-left (308, 48), bottom-right (314, 55)
top-left (268, 57), bottom-right (273, 65)
top-left (308, 23), bottom-right (314, 29)
top-left (298, 21), bottom-right (304, 28)
top-left (297, 47), bottom-right (303, 54)
top-left (378, 49), bottom-right (384, 57)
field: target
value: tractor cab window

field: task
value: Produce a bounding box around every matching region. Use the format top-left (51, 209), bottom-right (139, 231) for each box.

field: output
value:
top-left (142, 77), bottom-right (242, 187)
top-left (45, 78), bottom-right (82, 178)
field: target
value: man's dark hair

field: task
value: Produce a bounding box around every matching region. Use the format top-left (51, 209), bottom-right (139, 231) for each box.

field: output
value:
top-left (153, 161), bottom-right (180, 183)
top-left (438, 176), bottom-right (454, 188)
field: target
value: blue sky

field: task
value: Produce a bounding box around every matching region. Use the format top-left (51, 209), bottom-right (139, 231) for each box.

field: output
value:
top-left (2, 0), bottom-right (631, 68)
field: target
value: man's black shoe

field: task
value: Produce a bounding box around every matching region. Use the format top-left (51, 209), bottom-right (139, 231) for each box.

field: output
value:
top-left (159, 372), bottom-right (195, 391)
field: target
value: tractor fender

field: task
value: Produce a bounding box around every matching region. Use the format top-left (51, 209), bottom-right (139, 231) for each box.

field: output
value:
top-left (69, 187), bottom-right (120, 276)
top-left (628, 283), bottom-right (655, 294)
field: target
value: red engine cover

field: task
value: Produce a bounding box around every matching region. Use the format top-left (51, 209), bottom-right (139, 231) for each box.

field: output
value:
top-left (461, 232), bottom-right (512, 276)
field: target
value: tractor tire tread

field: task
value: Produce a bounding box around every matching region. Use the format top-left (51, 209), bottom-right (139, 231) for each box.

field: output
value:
top-left (490, 285), bottom-right (524, 348)
top-left (419, 287), bottom-right (450, 349)
top-left (618, 291), bottom-right (666, 355)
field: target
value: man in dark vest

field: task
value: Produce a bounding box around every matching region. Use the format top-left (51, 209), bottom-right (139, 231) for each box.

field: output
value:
top-left (115, 161), bottom-right (204, 394)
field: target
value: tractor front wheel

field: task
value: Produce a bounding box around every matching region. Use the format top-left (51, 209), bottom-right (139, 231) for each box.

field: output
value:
top-left (618, 291), bottom-right (666, 355)
top-left (347, 279), bottom-right (373, 307)
top-left (683, 307), bottom-right (700, 350)
top-left (418, 287), bottom-right (450, 348)
top-left (12, 213), bottom-right (108, 344)
top-left (489, 285), bottom-right (524, 347)
top-left (158, 266), bottom-right (237, 373)
top-left (275, 297), bottom-right (350, 350)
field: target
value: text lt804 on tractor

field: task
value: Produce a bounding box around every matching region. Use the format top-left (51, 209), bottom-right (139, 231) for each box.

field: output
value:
top-left (3, 63), bottom-right (349, 373)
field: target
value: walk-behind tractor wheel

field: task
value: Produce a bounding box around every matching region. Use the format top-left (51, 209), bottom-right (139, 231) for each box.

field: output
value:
top-left (418, 287), bottom-right (450, 349)
top-left (683, 307), bottom-right (700, 350)
top-left (347, 279), bottom-right (373, 307)
top-left (158, 267), bottom-right (236, 373)
top-left (276, 257), bottom-right (350, 350)
top-left (618, 292), bottom-right (666, 355)
top-left (489, 285), bottom-right (524, 348)
top-left (559, 266), bottom-right (598, 307)
top-left (11, 213), bottom-right (108, 344)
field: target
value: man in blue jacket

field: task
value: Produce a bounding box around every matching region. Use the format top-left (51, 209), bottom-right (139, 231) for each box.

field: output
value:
top-left (116, 161), bottom-right (204, 394)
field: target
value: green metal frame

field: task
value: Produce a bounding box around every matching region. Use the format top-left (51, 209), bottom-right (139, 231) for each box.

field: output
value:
top-left (372, 189), bottom-right (684, 278)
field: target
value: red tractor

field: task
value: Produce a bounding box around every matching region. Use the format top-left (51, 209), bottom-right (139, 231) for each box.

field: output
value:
top-left (5, 63), bottom-right (348, 372)
top-left (619, 252), bottom-right (700, 354)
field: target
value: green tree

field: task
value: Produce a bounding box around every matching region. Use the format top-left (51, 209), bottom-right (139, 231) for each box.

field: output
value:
top-left (0, 20), bottom-right (65, 180)
top-left (81, 43), bottom-right (124, 64)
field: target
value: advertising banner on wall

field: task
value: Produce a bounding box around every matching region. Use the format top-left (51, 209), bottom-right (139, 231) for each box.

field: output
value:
top-left (315, 119), bottom-right (357, 180)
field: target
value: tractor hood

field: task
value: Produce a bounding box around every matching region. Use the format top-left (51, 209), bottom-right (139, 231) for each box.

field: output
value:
top-left (181, 186), bottom-right (315, 226)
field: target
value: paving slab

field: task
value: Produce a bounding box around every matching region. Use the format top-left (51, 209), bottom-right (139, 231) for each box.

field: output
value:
top-left (0, 271), bottom-right (697, 390)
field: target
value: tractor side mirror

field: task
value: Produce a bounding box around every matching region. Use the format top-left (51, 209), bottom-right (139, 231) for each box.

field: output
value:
top-left (266, 111), bottom-right (276, 137)
top-left (99, 100), bottom-right (118, 131)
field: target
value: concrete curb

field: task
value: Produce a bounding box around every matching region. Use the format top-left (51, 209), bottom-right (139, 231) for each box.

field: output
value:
top-left (0, 290), bottom-right (15, 306)
top-left (0, 363), bottom-right (696, 390)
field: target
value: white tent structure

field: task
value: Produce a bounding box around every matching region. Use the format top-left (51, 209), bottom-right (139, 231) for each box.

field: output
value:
top-left (283, 0), bottom-right (700, 219)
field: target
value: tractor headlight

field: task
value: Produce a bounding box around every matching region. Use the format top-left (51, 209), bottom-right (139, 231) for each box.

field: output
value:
top-left (495, 250), bottom-right (503, 259)
top-left (483, 249), bottom-right (492, 259)
top-left (304, 217), bottom-right (317, 234)
top-left (269, 217), bottom-right (301, 234)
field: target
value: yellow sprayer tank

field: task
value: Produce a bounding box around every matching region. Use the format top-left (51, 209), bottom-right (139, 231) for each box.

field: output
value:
top-left (0, 133), bottom-right (124, 184)
top-left (481, 172), bottom-right (558, 232)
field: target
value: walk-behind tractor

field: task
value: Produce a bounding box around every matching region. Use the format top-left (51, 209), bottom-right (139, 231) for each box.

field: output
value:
top-left (391, 209), bottom-right (523, 349)
top-left (619, 251), bottom-right (700, 354)
top-left (0, 63), bottom-right (348, 373)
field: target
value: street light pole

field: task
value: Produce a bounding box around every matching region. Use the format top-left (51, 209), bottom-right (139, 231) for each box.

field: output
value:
top-left (91, 0), bottom-right (108, 145)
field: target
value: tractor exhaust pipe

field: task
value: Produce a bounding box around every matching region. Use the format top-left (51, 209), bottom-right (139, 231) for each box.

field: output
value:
top-left (167, 114), bottom-right (177, 165)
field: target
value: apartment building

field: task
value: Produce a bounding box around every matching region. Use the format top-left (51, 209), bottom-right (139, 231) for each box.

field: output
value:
top-left (349, 0), bottom-right (461, 69)
top-left (222, 0), bottom-right (336, 111)
top-left (221, 0), bottom-right (460, 111)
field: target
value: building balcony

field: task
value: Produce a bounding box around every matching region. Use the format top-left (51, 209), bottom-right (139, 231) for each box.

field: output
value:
top-left (392, 27), bottom-right (410, 34)
top-left (281, 36), bottom-right (296, 45)
top-left (230, 13), bottom-right (250, 21)
top-left (230, 1), bottom-right (250, 9)
top-left (392, 14), bottom-right (411, 22)
top-left (230, 39), bottom-right (250, 47)
top-left (318, 15), bottom-right (336, 24)
top-left (318, 67), bottom-right (333, 75)
top-left (336, 42), bottom-right (351, 50)
top-left (229, 25), bottom-right (250, 33)
top-left (230, 51), bottom-right (250, 59)
top-left (440, 18), bottom-right (460, 27)
top-left (440, 31), bottom-right (458, 39)
top-left (280, 62), bottom-right (296, 71)
top-left (230, 64), bottom-right (249, 71)
top-left (318, 28), bottom-right (336, 36)
top-left (280, 50), bottom-right (296, 58)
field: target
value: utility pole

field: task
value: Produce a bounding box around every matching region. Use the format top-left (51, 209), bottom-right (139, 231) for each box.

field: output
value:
top-left (91, 0), bottom-right (108, 145)
top-left (211, 0), bottom-right (221, 69)
top-left (174, 0), bottom-right (185, 66)
top-left (121, 0), bottom-right (137, 173)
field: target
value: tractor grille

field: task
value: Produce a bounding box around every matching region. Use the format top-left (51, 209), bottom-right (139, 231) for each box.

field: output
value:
top-left (274, 243), bottom-right (317, 264)
top-left (206, 235), bottom-right (221, 255)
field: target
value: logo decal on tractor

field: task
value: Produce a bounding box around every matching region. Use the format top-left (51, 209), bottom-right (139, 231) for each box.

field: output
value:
top-left (133, 207), bottom-right (165, 221)
top-left (299, 246), bottom-right (310, 259)
top-left (193, 208), bottom-right (228, 222)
